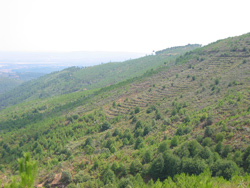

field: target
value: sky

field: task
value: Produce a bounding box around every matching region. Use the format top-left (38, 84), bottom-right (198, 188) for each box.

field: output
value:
top-left (0, 0), bottom-right (250, 53)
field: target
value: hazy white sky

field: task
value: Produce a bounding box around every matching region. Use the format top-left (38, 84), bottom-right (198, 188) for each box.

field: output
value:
top-left (0, 0), bottom-right (249, 53)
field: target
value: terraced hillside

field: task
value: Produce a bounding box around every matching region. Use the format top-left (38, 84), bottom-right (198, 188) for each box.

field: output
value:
top-left (1, 34), bottom-right (250, 187)
top-left (0, 44), bottom-right (200, 110)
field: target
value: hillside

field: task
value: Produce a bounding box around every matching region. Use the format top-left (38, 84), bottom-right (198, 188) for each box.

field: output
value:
top-left (0, 44), bottom-right (200, 110)
top-left (0, 76), bottom-right (23, 94)
top-left (1, 33), bottom-right (250, 187)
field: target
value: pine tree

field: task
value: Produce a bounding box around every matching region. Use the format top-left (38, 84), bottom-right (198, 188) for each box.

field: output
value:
top-left (19, 153), bottom-right (37, 188)
top-left (5, 153), bottom-right (37, 188)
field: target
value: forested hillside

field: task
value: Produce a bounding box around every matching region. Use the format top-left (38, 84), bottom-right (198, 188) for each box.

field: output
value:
top-left (0, 77), bottom-right (23, 94)
top-left (0, 44), bottom-right (200, 110)
top-left (1, 33), bottom-right (250, 187)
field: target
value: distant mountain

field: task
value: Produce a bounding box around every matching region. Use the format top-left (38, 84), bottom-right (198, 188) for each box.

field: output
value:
top-left (0, 44), bottom-right (200, 109)
top-left (0, 51), bottom-right (145, 95)
top-left (0, 51), bottom-right (146, 73)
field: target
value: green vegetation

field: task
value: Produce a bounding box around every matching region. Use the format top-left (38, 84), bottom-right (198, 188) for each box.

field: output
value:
top-left (0, 44), bottom-right (201, 110)
top-left (1, 33), bottom-right (250, 187)
top-left (0, 76), bottom-right (23, 94)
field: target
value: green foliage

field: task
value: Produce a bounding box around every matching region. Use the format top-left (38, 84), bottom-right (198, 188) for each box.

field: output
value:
top-left (181, 158), bottom-right (207, 175)
top-left (143, 150), bottom-right (153, 164)
top-left (84, 145), bottom-right (95, 155)
top-left (73, 171), bottom-right (86, 183)
top-left (222, 145), bottom-right (231, 158)
top-left (118, 178), bottom-right (133, 188)
top-left (171, 136), bottom-right (179, 147)
top-left (206, 115), bottom-right (214, 126)
top-left (202, 137), bottom-right (212, 147)
top-left (3, 34), bottom-right (250, 187)
top-left (215, 78), bottom-right (219, 85)
top-left (101, 121), bottom-right (111, 131)
top-left (6, 153), bottom-right (37, 188)
top-left (150, 154), bottom-right (164, 179)
top-left (134, 106), bottom-right (140, 114)
top-left (60, 171), bottom-right (72, 183)
top-left (163, 152), bottom-right (181, 178)
top-left (130, 159), bottom-right (142, 175)
top-left (135, 120), bottom-right (143, 130)
top-left (215, 133), bottom-right (224, 143)
top-left (204, 127), bottom-right (213, 137)
top-left (215, 141), bottom-right (223, 155)
top-left (199, 146), bottom-right (213, 160)
top-left (158, 141), bottom-right (169, 153)
top-left (211, 160), bottom-right (238, 180)
top-left (134, 137), bottom-right (144, 149)
top-left (111, 161), bottom-right (120, 173)
top-left (143, 125), bottom-right (152, 136)
top-left (83, 137), bottom-right (93, 147)
top-left (102, 169), bottom-right (116, 185)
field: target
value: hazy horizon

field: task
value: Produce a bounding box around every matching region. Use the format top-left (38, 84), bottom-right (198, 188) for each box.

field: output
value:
top-left (1, 0), bottom-right (249, 53)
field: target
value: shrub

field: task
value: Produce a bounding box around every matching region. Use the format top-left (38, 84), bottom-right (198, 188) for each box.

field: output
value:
top-left (111, 161), bottom-right (120, 173)
top-left (200, 113), bottom-right (208, 122)
top-left (171, 109), bottom-right (177, 116)
top-left (163, 152), bottom-right (181, 178)
top-left (233, 151), bottom-right (243, 166)
top-left (143, 125), bottom-right (152, 136)
top-left (204, 127), bottom-right (213, 137)
top-left (118, 178), bottom-right (133, 188)
top-left (135, 121), bottom-right (143, 130)
top-left (206, 116), bottom-right (213, 126)
top-left (215, 133), bottom-right (224, 143)
top-left (184, 116), bottom-right (191, 123)
top-left (222, 145), bottom-right (231, 158)
top-left (101, 121), bottom-right (111, 131)
top-left (67, 183), bottom-right (77, 188)
top-left (134, 137), bottom-right (144, 149)
top-left (112, 128), bottom-right (120, 137)
top-left (181, 158), bottom-right (206, 175)
top-left (215, 79), bottom-right (219, 85)
top-left (187, 140), bottom-right (202, 157)
top-left (82, 137), bottom-right (92, 147)
top-left (143, 150), bottom-right (153, 164)
top-left (73, 171), bottom-right (87, 183)
top-left (102, 169), bottom-right (116, 185)
top-left (84, 145), bottom-right (95, 155)
top-left (158, 141), bottom-right (169, 153)
top-left (130, 160), bottom-right (142, 175)
top-left (211, 160), bottom-right (238, 180)
top-left (215, 141), bottom-right (223, 154)
top-left (196, 135), bottom-right (203, 143)
top-left (202, 137), bottom-right (212, 147)
top-left (134, 106), bottom-right (140, 114)
top-left (60, 171), bottom-right (72, 183)
top-left (171, 136), bottom-right (179, 147)
top-left (105, 132), bottom-right (111, 139)
top-left (93, 160), bottom-right (100, 170)
top-left (199, 146), bottom-right (213, 159)
top-left (109, 144), bottom-right (116, 153)
top-left (149, 154), bottom-right (164, 179)
top-left (155, 113), bottom-right (162, 120)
